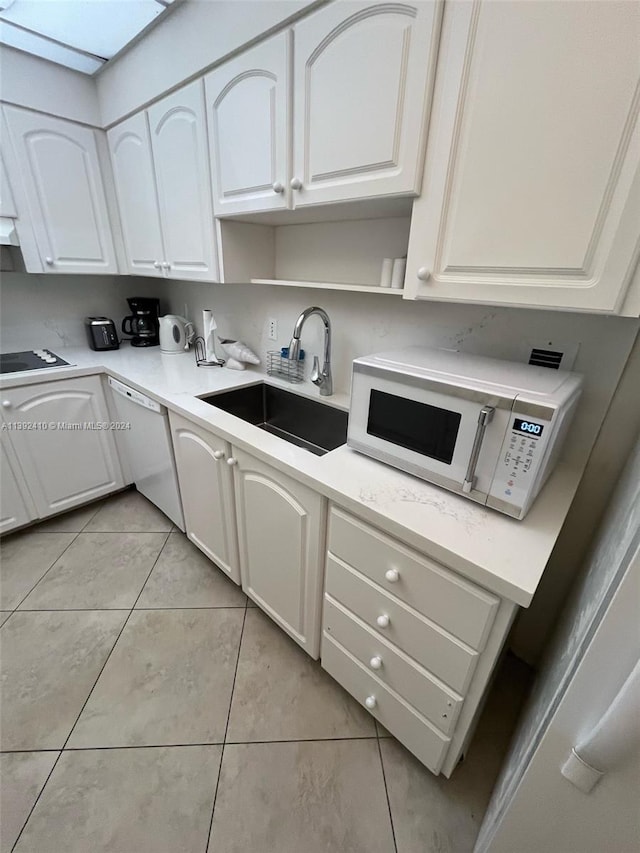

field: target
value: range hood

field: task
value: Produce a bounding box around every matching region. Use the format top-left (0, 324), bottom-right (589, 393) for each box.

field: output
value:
top-left (0, 218), bottom-right (19, 246)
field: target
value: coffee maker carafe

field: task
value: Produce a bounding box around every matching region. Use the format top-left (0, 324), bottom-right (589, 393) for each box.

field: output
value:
top-left (122, 297), bottom-right (160, 347)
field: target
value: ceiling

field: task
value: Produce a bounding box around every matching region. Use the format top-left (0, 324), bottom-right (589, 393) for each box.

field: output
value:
top-left (0, 0), bottom-right (177, 75)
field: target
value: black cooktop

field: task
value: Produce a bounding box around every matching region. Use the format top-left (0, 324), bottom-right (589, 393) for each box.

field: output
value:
top-left (0, 350), bottom-right (72, 374)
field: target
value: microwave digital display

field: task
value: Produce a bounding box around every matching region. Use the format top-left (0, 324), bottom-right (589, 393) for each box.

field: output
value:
top-left (513, 418), bottom-right (544, 436)
top-left (367, 390), bottom-right (461, 464)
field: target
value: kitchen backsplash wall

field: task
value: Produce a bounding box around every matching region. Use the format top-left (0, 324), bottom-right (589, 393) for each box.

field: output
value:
top-left (146, 276), bottom-right (638, 471)
top-left (0, 273), bottom-right (164, 351)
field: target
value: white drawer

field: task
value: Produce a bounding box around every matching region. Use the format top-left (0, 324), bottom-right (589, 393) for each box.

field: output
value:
top-left (321, 633), bottom-right (451, 775)
top-left (326, 554), bottom-right (478, 694)
top-left (329, 507), bottom-right (499, 650)
top-left (324, 595), bottom-right (462, 735)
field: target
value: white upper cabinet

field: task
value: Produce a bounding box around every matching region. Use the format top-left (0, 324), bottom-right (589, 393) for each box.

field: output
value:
top-left (404, 1), bottom-right (640, 312)
top-left (147, 81), bottom-right (219, 281)
top-left (107, 112), bottom-right (165, 277)
top-left (2, 106), bottom-right (118, 274)
top-left (291, 0), bottom-right (442, 207)
top-left (205, 31), bottom-right (291, 216)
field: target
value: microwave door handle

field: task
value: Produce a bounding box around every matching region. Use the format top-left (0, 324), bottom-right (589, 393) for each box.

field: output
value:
top-left (462, 406), bottom-right (495, 494)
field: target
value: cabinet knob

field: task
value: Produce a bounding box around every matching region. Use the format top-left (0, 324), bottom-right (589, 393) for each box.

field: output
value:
top-left (384, 568), bottom-right (399, 583)
top-left (416, 267), bottom-right (431, 282)
top-left (369, 655), bottom-right (383, 671)
top-left (153, 261), bottom-right (161, 269)
top-left (376, 614), bottom-right (390, 629)
top-left (290, 177), bottom-right (303, 191)
top-left (213, 450), bottom-right (224, 461)
top-left (272, 181), bottom-right (285, 194)
top-left (1, 400), bottom-right (12, 409)
top-left (365, 695), bottom-right (377, 710)
top-left (45, 257), bottom-right (54, 266)
top-left (162, 261), bottom-right (171, 269)
top-left (227, 457), bottom-right (237, 466)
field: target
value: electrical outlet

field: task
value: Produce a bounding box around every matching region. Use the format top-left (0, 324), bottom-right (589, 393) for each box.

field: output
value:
top-left (268, 318), bottom-right (278, 341)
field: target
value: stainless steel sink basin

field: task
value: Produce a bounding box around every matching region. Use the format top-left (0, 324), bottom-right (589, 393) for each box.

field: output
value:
top-left (201, 383), bottom-right (348, 456)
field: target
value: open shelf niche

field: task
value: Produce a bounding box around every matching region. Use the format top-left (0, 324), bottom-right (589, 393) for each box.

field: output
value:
top-left (216, 211), bottom-right (411, 295)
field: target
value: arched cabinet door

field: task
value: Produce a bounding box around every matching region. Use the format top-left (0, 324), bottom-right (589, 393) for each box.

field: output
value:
top-left (0, 377), bottom-right (124, 518)
top-left (232, 447), bottom-right (325, 659)
top-left (169, 413), bottom-right (240, 584)
top-left (147, 81), bottom-right (219, 281)
top-left (292, 1), bottom-right (441, 207)
top-left (3, 106), bottom-right (118, 274)
top-left (206, 30), bottom-right (290, 216)
top-left (107, 112), bottom-right (165, 277)
top-left (404, 0), bottom-right (640, 312)
top-left (0, 432), bottom-right (36, 534)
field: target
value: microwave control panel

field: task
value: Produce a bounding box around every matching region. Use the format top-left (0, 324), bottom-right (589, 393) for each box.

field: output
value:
top-left (490, 415), bottom-right (550, 509)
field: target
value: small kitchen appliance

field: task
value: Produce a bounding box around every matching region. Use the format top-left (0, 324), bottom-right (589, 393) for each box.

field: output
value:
top-left (348, 346), bottom-right (583, 519)
top-left (85, 317), bottom-right (119, 351)
top-left (159, 315), bottom-right (195, 353)
top-left (0, 350), bottom-right (71, 374)
top-left (121, 297), bottom-right (160, 347)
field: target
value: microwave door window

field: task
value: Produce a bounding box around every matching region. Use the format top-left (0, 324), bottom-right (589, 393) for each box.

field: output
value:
top-left (367, 390), bottom-right (461, 464)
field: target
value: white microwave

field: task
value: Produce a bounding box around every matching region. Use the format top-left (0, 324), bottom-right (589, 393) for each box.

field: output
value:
top-left (347, 346), bottom-right (583, 519)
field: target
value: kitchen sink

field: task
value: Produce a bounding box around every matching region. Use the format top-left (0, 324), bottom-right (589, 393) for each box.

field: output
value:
top-left (201, 383), bottom-right (348, 456)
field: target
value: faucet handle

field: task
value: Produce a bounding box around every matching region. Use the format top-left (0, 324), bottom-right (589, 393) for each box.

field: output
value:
top-left (311, 355), bottom-right (321, 385)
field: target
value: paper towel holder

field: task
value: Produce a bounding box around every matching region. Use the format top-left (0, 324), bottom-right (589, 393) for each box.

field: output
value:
top-left (194, 336), bottom-right (225, 367)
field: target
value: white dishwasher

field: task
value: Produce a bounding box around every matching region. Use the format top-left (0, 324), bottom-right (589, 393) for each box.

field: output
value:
top-left (108, 377), bottom-right (184, 530)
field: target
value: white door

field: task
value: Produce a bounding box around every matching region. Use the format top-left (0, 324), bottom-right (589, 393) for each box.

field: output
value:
top-left (147, 81), bottom-right (219, 281)
top-left (205, 30), bottom-right (291, 216)
top-left (291, 0), bottom-right (441, 207)
top-left (231, 447), bottom-right (325, 658)
top-left (169, 413), bottom-right (240, 583)
top-left (0, 431), bottom-right (36, 534)
top-left (107, 112), bottom-right (165, 277)
top-left (2, 106), bottom-right (118, 274)
top-left (404, 1), bottom-right (640, 313)
top-left (480, 548), bottom-right (640, 853)
top-left (1, 376), bottom-right (125, 518)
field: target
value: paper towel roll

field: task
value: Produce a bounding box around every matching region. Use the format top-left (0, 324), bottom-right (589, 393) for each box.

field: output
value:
top-left (202, 310), bottom-right (217, 362)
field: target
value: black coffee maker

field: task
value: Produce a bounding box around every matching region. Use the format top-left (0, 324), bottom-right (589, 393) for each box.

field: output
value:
top-left (122, 297), bottom-right (160, 347)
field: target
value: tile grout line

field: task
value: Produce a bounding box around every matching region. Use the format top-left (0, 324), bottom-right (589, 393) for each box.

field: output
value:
top-left (204, 597), bottom-right (249, 853)
top-left (8, 526), bottom-right (88, 615)
top-left (0, 734), bottom-right (381, 755)
top-left (9, 527), bottom-right (173, 853)
top-left (376, 726), bottom-right (399, 853)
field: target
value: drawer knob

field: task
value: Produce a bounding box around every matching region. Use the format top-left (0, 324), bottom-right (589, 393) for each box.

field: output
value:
top-left (212, 450), bottom-right (224, 461)
top-left (365, 695), bottom-right (377, 710)
top-left (369, 655), bottom-right (383, 670)
top-left (376, 614), bottom-right (390, 629)
top-left (384, 568), bottom-right (399, 583)
top-left (227, 457), bottom-right (238, 466)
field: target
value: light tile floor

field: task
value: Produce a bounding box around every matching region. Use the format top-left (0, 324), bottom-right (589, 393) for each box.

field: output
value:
top-left (0, 489), bottom-right (532, 853)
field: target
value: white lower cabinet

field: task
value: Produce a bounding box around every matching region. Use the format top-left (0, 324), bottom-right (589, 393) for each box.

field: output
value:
top-left (0, 376), bottom-right (125, 520)
top-left (169, 412), bottom-right (240, 584)
top-left (321, 505), bottom-right (517, 777)
top-left (0, 431), bottom-right (36, 534)
top-left (231, 447), bottom-right (325, 658)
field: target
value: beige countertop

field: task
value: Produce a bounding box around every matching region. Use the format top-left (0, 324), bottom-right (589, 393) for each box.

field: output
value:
top-left (0, 344), bottom-right (583, 607)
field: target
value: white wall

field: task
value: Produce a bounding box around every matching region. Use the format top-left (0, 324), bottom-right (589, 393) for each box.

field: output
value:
top-left (96, 0), bottom-right (321, 126)
top-left (0, 46), bottom-right (100, 125)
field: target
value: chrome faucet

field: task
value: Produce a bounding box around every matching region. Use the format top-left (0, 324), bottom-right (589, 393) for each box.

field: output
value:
top-left (288, 306), bottom-right (333, 396)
